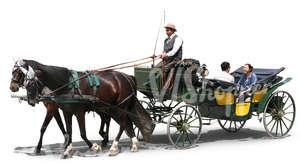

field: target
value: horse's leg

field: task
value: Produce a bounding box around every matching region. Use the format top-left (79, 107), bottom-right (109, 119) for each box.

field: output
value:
top-left (99, 112), bottom-right (111, 147)
top-left (109, 111), bottom-right (126, 156)
top-left (61, 112), bottom-right (72, 159)
top-left (103, 115), bottom-right (111, 147)
top-left (53, 107), bottom-right (68, 146)
top-left (125, 118), bottom-right (139, 153)
top-left (99, 114), bottom-right (106, 140)
top-left (35, 104), bottom-right (54, 154)
top-left (75, 111), bottom-right (102, 152)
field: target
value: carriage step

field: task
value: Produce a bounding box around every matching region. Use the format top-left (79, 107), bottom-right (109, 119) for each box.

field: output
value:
top-left (202, 123), bottom-right (211, 125)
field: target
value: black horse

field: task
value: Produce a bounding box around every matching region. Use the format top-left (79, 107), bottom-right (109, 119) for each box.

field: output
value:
top-left (10, 63), bottom-right (111, 154)
top-left (11, 59), bottom-right (152, 157)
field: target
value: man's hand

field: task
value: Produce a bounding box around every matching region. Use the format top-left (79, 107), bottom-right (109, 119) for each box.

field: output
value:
top-left (160, 53), bottom-right (167, 59)
top-left (151, 54), bottom-right (156, 59)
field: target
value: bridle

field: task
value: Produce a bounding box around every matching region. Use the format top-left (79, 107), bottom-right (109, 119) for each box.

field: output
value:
top-left (11, 60), bottom-right (44, 102)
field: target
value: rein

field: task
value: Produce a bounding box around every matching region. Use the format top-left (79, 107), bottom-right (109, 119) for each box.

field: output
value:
top-left (40, 56), bottom-right (159, 98)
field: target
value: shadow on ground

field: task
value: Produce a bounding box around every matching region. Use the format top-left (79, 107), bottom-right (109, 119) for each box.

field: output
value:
top-left (14, 128), bottom-right (276, 158)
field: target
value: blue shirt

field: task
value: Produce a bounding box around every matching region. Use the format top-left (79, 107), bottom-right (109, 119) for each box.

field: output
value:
top-left (237, 72), bottom-right (257, 91)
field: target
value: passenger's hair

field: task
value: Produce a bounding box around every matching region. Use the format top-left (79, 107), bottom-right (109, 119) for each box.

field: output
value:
top-left (221, 62), bottom-right (230, 71)
top-left (245, 63), bottom-right (253, 72)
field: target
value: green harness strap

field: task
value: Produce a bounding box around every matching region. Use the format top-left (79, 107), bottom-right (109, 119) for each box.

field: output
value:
top-left (85, 72), bottom-right (94, 87)
top-left (68, 71), bottom-right (80, 89)
top-left (69, 71), bottom-right (99, 89)
top-left (74, 71), bottom-right (80, 88)
top-left (93, 73), bottom-right (100, 87)
top-left (85, 71), bottom-right (100, 87)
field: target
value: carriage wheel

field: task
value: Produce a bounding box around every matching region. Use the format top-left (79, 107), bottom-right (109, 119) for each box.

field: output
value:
top-left (218, 120), bottom-right (246, 133)
top-left (134, 100), bottom-right (156, 140)
top-left (263, 91), bottom-right (296, 138)
top-left (167, 105), bottom-right (202, 149)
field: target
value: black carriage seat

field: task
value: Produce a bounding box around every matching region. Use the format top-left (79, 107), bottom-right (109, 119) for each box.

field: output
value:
top-left (231, 66), bottom-right (284, 90)
top-left (231, 66), bottom-right (284, 83)
top-left (206, 79), bottom-right (236, 90)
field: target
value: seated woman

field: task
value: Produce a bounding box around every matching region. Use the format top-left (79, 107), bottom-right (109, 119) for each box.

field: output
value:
top-left (237, 63), bottom-right (257, 101)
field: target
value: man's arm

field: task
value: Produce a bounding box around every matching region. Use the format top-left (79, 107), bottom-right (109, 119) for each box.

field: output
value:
top-left (230, 75), bottom-right (235, 84)
top-left (166, 37), bottom-right (183, 57)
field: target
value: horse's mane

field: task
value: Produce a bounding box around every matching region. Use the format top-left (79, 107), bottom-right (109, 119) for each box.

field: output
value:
top-left (24, 59), bottom-right (71, 91)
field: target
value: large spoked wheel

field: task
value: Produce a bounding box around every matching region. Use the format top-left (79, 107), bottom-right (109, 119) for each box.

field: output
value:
top-left (167, 105), bottom-right (202, 149)
top-left (134, 100), bottom-right (156, 140)
top-left (263, 91), bottom-right (296, 138)
top-left (218, 120), bottom-right (246, 133)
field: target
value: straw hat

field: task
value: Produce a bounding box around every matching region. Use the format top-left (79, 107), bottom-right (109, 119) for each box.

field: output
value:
top-left (164, 23), bottom-right (177, 31)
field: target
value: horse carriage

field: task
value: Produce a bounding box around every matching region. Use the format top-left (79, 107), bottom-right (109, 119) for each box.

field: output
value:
top-left (133, 59), bottom-right (296, 148)
top-left (10, 57), bottom-right (296, 157)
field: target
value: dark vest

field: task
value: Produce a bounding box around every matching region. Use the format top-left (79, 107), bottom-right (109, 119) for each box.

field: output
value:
top-left (163, 34), bottom-right (183, 62)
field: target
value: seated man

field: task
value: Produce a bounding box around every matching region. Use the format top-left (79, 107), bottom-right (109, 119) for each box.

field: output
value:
top-left (237, 63), bottom-right (257, 102)
top-left (155, 23), bottom-right (183, 71)
top-left (214, 61), bottom-right (235, 83)
top-left (155, 23), bottom-right (183, 91)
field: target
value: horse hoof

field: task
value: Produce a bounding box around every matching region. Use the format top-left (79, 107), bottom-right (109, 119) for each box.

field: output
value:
top-left (60, 153), bottom-right (72, 159)
top-left (108, 149), bottom-right (119, 156)
top-left (91, 143), bottom-right (102, 152)
top-left (101, 141), bottom-right (108, 147)
top-left (34, 148), bottom-right (41, 155)
top-left (130, 146), bottom-right (138, 153)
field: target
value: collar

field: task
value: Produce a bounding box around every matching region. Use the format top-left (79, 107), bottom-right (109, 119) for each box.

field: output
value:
top-left (168, 33), bottom-right (176, 39)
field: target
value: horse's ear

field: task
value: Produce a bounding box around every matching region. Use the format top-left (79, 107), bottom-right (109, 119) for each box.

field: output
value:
top-left (34, 69), bottom-right (43, 78)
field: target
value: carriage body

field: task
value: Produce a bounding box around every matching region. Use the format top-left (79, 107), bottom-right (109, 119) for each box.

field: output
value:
top-left (134, 63), bottom-right (295, 148)
top-left (134, 65), bottom-right (290, 120)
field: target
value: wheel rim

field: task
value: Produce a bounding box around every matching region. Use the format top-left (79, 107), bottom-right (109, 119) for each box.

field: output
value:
top-left (167, 105), bottom-right (202, 149)
top-left (263, 91), bottom-right (296, 138)
top-left (218, 120), bottom-right (246, 133)
top-left (134, 100), bottom-right (156, 140)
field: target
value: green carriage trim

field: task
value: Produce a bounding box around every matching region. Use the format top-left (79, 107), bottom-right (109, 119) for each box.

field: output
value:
top-left (257, 77), bottom-right (292, 114)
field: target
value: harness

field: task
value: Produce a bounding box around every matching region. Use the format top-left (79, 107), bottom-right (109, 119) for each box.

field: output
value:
top-left (85, 71), bottom-right (100, 97)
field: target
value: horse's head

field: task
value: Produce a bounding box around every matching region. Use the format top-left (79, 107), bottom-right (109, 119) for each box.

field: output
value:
top-left (10, 59), bottom-right (43, 106)
top-left (10, 64), bottom-right (25, 92)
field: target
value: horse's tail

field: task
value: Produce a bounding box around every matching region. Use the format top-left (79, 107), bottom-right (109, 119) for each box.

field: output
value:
top-left (128, 96), bottom-right (153, 142)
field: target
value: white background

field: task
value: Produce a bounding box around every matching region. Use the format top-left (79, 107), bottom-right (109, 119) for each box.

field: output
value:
top-left (0, 0), bottom-right (299, 167)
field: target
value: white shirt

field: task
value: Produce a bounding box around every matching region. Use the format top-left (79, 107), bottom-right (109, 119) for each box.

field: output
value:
top-left (214, 71), bottom-right (235, 84)
top-left (163, 33), bottom-right (183, 57)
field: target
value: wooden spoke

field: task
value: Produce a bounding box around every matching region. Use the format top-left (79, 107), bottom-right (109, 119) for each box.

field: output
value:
top-left (175, 134), bottom-right (183, 145)
top-left (184, 106), bottom-right (188, 121)
top-left (218, 120), bottom-right (246, 133)
top-left (282, 94), bottom-right (290, 109)
top-left (266, 118), bottom-right (274, 126)
top-left (187, 118), bottom-right (198, 125)
top-left (186, 133), bottom-right (193, 144)
top-left (283, 103), bottom-right (293, 112)
top-left (281, 119), bottom-right (289, 130)
top-left (270, 120), bottom-right (277, 133)
top-left (282, 116), bottom-right (292, 122)
top-left (275, 120), bottom-right (279, 136)
top-left (284, 112), bottom-right (294, 115)
top-left (279, 120), bottom-right (283, 136)
top-left (223, 120), bottom-right (228, 127)
top-left (172, 116), bottom-right (179, 122)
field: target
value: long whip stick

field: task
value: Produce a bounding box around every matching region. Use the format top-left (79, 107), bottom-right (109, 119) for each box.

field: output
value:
top-left (152, 10), bottom-right (166, 67)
